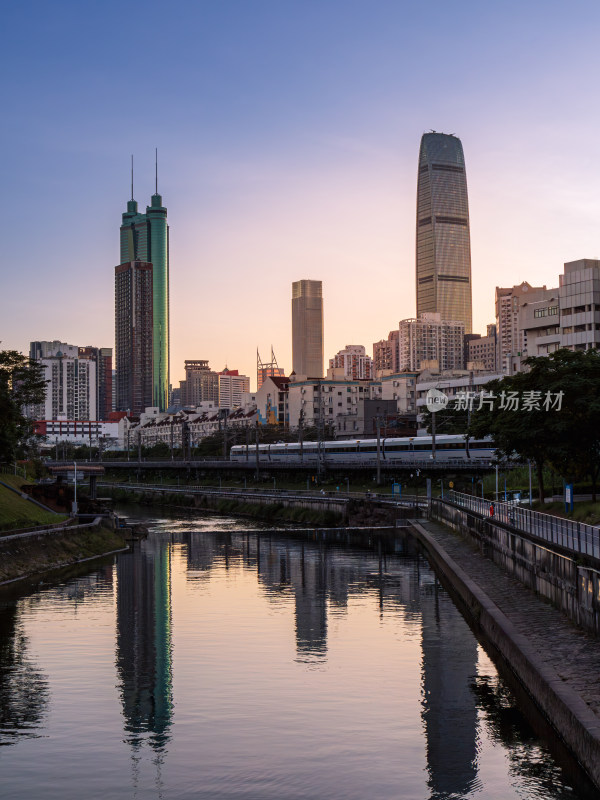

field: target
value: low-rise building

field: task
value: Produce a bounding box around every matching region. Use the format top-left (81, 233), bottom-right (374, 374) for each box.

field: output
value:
top-left (379, 372), bottom-right (419, 414)
top-left (218, 368), bottom-right (250, 410)
top-left (495, 260), bottom-right (600, 374)
top-left (329, 345), bottom-right (373, 380)
top-left (558, 259), bottom-right (600, 353)
top-left (464, 325), bottom-right (497, 371)
top-left (181, 360), bottom-right (218, 406)
top-left (122, 405), bottom-right (258, 451)
top-left (398, 313), bottom-right (465, 372)
top-left (495, 282), bottom-right (557, 374)
top-left (373, 331), bottom-right (400, 373)
top-left (35, 419), bottom-right (119, 448)
top-left (255, 376), bottom-right (289, 426)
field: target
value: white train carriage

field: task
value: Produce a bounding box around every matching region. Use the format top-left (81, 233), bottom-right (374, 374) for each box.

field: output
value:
top-left (229, 435), bottom-right (494, 465)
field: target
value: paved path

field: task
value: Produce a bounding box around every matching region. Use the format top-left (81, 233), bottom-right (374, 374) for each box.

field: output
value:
top-left (418, 518), bottom-right (600, 718)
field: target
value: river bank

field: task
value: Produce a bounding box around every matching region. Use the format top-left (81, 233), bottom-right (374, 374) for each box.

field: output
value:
top-left (0, 519), bottom-right (127, 586)
top-left (100, 483), bottom-right (405, 528)
top-left (102, 484), bottom-right (348, 526)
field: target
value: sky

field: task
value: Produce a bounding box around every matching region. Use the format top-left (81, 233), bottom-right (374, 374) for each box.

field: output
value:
top-left (3, 0), bottom-right (600, 390)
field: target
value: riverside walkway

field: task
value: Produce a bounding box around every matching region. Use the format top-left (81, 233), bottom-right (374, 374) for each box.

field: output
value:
top-left (411, 516), bottom-right (600, 786)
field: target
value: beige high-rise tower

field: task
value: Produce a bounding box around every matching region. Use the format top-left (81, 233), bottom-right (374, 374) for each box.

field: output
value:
top-left (292, 279), bottom-right (323, 377)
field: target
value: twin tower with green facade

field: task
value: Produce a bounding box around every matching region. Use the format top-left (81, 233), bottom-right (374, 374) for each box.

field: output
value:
top-left (119, 189), bottom-right (170, 412)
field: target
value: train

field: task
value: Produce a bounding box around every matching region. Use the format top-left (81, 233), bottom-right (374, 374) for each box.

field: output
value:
top-left (229, 434), bottom-right (494, 465)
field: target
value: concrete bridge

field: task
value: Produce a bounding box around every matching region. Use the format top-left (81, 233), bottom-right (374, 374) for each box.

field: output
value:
top-left (47, 457), bottom-right (497, 476)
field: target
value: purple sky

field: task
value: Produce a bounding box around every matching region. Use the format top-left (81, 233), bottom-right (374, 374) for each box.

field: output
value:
top-left (3, 1), bottom-right (600, 388)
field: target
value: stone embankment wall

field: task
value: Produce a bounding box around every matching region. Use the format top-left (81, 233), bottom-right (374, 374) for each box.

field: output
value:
top-left (104, 485), bottom-right (349, 526)
top-left (429, 499), bottom-right (600, 636)
top-left (0, 518), bottom-right (126, 586)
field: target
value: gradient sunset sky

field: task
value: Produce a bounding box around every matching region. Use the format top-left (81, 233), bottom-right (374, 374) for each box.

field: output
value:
top-left (3, 1), bottom-right (600, 388)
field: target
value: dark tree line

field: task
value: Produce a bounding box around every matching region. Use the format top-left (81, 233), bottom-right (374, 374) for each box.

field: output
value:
top-left (0, 350), bottom-right (47, 464)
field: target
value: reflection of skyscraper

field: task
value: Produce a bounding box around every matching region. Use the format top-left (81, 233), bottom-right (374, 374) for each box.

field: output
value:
top-left (420, 577), bottom-right (478, 797)
top-left (292, 279), bottom-right (324, 377)
top-left (416, 133), bottom-right (473, 333)
top-left (116, 537), bottom-right (173, 751)
top-left (293, 547), bottom-right (327, 659)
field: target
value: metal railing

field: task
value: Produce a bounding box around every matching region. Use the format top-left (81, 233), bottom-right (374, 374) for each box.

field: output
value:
top-left (99, 482), bottom-right (428, 508)
top-left (0, 463), bottom-right (28, 480)
top-left (444, 490), bottom-right (600, 560)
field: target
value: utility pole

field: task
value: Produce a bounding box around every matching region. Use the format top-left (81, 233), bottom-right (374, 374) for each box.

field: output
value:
top-left (376, 416), bottom-right (382, 486)
top-left (316, 381), bottom-right (322, 482)
top-left (431, 409), bottom-right (436, 461)
top-left (182, 419), bottom-right (189, 461)
top-left (466, 371), bottom-right (473, 459)
top-left (255, 420), bottom-right (260, 481)
top-left (298, 408), bottom-right (304, 462)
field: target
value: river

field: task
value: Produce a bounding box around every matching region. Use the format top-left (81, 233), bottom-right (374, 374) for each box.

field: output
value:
top-left (0, 508), bottom-right (596, 799)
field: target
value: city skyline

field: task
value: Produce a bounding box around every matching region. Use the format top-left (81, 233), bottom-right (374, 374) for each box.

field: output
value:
top-left (5, 3), bottom-right (600, 386)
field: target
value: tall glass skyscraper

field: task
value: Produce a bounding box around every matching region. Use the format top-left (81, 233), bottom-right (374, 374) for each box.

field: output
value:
top-left (416, 133), bottom-right (472, 333)
top-left (115, 261), bottom-right (154, 415)
top-left (120, 190), bottom-right (170, 411)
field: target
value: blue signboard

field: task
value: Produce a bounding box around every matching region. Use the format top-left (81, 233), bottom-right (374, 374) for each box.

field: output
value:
top-left (565, 484), bottom-right (574, 513)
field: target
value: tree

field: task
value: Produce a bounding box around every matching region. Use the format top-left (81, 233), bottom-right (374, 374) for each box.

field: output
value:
top-left (527, 349), bottom-right (600, 501)
top-left (468, 349), bottom-right (600, 502)
top-left (143, 441), bottom-right (171, 458)
top-left (0, 350), bottom-right (47, 463)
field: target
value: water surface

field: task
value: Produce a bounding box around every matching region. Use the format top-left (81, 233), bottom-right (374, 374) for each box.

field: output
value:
top-left (0, 510), bottom-right (595, 799)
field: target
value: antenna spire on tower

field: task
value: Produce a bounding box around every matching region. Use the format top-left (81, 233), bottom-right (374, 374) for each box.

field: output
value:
top-left (131, 154), bottom-right (134, 200)
top-left (155, 147), bottom-right (158, 194)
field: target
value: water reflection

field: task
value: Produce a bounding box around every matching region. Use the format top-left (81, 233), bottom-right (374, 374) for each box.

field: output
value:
top-left (0, 602), bottom-right (48, 745)
top-left (0, 518), bottom-right (595, 799)
top-left (182, 531), bottom-right (425, 662)
top-left (471, 673), bottom-right (592, 799)
top-left (116, 536), bottom-right (173, 752)
top-left (420, 578), bottom-right (479, 798)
